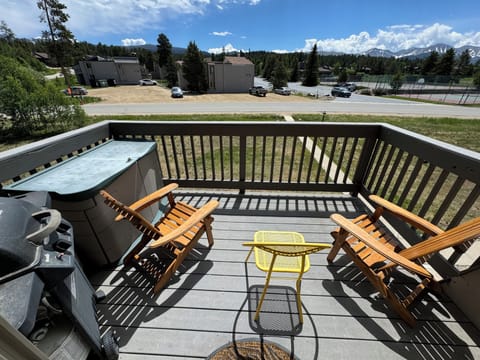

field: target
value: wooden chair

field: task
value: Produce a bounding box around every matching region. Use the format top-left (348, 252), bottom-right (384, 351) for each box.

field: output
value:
top-left (327, 195), bottom-right (480, 326)
top-left (100, 183), bottom-right (219, 294)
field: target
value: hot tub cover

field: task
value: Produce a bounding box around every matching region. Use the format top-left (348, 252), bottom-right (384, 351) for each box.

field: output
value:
top-left (5, 140), bottom-right (156, 200)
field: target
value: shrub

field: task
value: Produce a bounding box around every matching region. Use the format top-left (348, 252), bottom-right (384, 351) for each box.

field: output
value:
top-left (0, 55), bottom-right (86, 138)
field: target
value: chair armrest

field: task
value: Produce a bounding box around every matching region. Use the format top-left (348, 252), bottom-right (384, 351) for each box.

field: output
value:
top-left (330, 213), bottom-right (432, 278)
top-left (149, 200), bottom-right (219, 248)
top-left (369, 195), bottom-right (443, 236)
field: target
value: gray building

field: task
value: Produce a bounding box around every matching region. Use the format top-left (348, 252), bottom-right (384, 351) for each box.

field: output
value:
top-left (177, 56), bottom-right (254, 93)
top-left (73, 56), bottom-right (142, 86)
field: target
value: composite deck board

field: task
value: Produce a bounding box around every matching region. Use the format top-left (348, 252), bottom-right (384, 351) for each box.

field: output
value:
top-left (92, 193), bottom-right (480, 359)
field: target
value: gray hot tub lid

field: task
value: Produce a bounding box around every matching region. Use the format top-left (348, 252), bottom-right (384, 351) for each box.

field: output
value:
top-left (4, 140), bottom-right (157, 199)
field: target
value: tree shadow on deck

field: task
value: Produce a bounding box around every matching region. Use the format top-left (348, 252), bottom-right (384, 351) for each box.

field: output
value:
top-left (94, 244), bottom-right (213, 347)
top-left (176, 190), bottom-right (365, 218)
top-left (324, 261), bottom-right (480, 359)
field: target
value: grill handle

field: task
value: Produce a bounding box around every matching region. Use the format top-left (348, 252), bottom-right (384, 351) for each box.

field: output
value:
top-left (26, 210), bottom-right (62, 245)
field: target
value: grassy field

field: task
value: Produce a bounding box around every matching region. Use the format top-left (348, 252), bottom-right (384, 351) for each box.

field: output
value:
top-left (294, 114), bottom-right (480, 152)
top-left (1, 114), bottom-right (479, 153)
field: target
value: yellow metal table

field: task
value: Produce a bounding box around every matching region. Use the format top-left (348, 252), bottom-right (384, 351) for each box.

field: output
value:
top-left (243, 231), bottom-right (331, 323)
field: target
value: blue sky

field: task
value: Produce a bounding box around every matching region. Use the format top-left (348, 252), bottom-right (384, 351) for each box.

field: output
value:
top-left (3, 0), bottom-right (480, 54)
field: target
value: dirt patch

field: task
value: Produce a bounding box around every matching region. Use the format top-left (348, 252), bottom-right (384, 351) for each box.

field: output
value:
top-left (87, 85), bottom-right (312, 104)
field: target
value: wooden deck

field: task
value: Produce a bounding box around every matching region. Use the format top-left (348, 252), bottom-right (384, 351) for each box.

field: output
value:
top-left (89, 191), bottom-right (480, 359)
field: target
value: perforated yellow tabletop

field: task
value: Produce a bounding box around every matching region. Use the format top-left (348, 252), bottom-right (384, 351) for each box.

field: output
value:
top-left (252, 231), bottom-right (310, 273)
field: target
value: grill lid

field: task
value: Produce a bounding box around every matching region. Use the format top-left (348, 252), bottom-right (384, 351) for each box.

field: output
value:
top-left (0, 197), bottom-right (44, 280)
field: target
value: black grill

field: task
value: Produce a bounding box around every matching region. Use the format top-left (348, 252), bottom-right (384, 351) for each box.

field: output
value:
top-left (0, 192), bottom-right (118, 359)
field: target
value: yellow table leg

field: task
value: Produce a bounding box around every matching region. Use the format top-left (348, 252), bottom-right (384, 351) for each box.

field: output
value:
top-left (254, 253), bottom-right (277, 321)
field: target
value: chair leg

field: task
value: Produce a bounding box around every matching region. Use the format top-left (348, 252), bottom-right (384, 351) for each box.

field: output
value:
top-left (123, 234), bottom-right (151, 266)
top-left (153, 264), bottom-right (175, 294)
top-left (204, 216), bottom-right (215, 247)
top-left (327, 229), bottom-right (348, 263)
top-left (254, 254), bottom-right (277, 321)
top-left (295, 255), bottom-right (307, 324)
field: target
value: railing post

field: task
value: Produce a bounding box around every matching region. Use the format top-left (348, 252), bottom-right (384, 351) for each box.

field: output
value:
top-left (239, 134), bottom-right (247, 194)
top-left (352, 136), bottom-right (378, 197)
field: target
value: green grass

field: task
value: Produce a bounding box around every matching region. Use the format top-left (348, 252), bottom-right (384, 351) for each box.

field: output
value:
top-left (294, 114), bottom-right (480, 152)
top-left (384, 95), bottom-right (480, 107)
top-left (88, 113), bottom-right (284, 123)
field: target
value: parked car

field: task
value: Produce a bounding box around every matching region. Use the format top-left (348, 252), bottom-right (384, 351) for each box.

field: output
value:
top-left (62, 86), bottom-right (88, 96)
top-left (336, 82), bottom-right (357, 91)
top-left (171, 87), bottom-right (183, 98)
top-left (249, 86), bottom-right (267, 97)
top-left (139, 79), bottom-right (157, 86)
top-left (331, 86), bottom-right (351, 98)
top-left (274, 87), bottom-right (291, 95)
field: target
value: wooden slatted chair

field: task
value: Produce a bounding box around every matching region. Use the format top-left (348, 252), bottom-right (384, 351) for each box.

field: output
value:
top-left (327, 195), bottom-right (480, 327)
top-left (100, 183), bottom-right (219, 294)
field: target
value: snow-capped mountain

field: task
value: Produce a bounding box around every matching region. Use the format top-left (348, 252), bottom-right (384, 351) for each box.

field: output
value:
top-left (364, 44), bottom-right (480, 62)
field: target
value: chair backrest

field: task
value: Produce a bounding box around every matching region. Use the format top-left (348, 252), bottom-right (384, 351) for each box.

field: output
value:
top-left (101, 190), bottom-right (219, 248)
top-left (100, 190), bottom-right (162, 240)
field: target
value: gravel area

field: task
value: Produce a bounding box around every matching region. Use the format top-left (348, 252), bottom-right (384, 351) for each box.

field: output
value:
top-left (87, 85), bottom-right (313, 104)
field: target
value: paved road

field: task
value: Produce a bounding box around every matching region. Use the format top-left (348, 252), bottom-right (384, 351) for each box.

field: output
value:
top-left (84, 98), bottom-right (480, 118)
top-left (84, 77), bottom-right (479, 118)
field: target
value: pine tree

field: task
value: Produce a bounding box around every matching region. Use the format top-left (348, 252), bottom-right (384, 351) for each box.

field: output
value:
top-left (435, 48), bottom-right (455, 76)
top-left (455, 50), bottom-right (472, 77)
top-left (157, 33), bottom-right (172, 68)
top-left (302, 44), bottom-right (319, 86)
top-left (37, 0), bottom-right (74, 86)
top-left (165, 55), bottom-right (178, 88)
top-left (182, 41), bottom-right (207, 93)
top-left (422, 51), bottom-right (439, 75)
top-left (157, 33), bottom-right (177, 85)
top-left (0, 21), bottom-right (15, 43)
top-left (271, 59), bottom-right (288, 88)
top-left (289, 59), bottom-right (299, 82)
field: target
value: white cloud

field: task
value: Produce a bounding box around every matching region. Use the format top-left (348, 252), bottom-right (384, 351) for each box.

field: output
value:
top-left (218, 0), bottom-right (261, 6)
top-left (207, 43), bottom-right (239, 54)
top-left (121, 38), bottom-right (147, 46)
top-left (3, 0), bottom-right (218, 41)
top-left (211, 31), bottom-right (233, 37)
top-left (300, 23), bottom-right (480, 54)
top-left (3, 0), bottom-right (261, 44)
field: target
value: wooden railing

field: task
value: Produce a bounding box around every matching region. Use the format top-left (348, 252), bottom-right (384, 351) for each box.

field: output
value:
top-left (0, 120), bottom-right (478, 276)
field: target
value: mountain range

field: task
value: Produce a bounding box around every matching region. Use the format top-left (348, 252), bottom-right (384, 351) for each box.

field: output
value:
top-left (363, 44), bottom-right (480, 62)
top-left (132, 43), bottom-right (480, 62)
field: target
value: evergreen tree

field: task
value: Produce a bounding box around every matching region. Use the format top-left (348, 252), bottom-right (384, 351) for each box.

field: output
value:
top-left (289, 59), bottom-right (299, 82)
top-left (302, 44), bottom-right (319, 86)
top-left (473, 70), bottom-right (480, 89)
top-left (0, 21), bottom-right (15, 43)
top-left (182, 41), bottom-right (207, 92)
top-left (455, 49), bottom-right (472, 77)
top-left (262, 55), bottom-right (276, 80)
top-left (337, 69), bottom-right (348, 83)
top-left (422, 51), bottom-right (439, 75)
top-left (271, 59), bottom-right (288, 88)
top-left (435, 48), bottom-right (455, 76)
top-left (390, 72), bottom-right (404, 93)
top-left (157, 33), bottom-right (172, 68)
top-left (37, 0), bottom-right (74, 86)
top-left (165, 55), bottom-right (178, 88)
